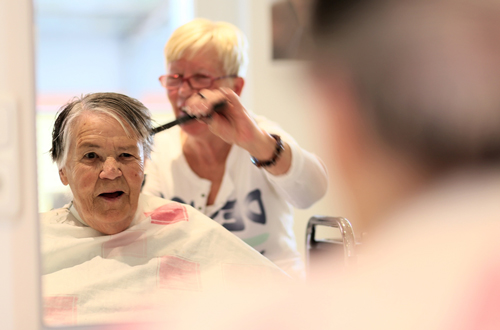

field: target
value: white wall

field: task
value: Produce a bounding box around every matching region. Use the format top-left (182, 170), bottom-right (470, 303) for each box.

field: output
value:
top-left (37, 36), bottom-right (123, 94)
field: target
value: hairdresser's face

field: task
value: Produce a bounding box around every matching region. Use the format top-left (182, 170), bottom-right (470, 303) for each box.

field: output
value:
top-left (59, 111), bottom-right (145, 234)
top-left (166, 46), bottom-right (236, 136)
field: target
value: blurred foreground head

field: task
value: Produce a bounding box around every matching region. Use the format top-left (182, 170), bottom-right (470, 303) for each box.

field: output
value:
top-left (309, 0), bottom-right (500, 230)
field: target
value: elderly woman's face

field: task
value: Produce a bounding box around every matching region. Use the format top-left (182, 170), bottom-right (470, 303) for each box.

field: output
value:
top-left (59, 111), bottom-right (145, 234)
top-left (166, 45), bottom-right (234, 136)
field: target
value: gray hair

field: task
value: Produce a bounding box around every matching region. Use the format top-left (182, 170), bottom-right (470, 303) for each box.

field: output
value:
top-left (51, 92), bottom-right (154, 169)
top-left (311, 0), bottom-right (500, 167)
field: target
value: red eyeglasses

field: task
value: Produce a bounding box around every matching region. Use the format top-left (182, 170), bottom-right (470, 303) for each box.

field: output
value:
top-left (159, 73), bottom-right (237, 90)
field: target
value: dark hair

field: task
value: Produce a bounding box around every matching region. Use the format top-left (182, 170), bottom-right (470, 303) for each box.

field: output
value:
top-left (310, 0), bottom-right (500, 167)
top-left (51, 92), bottom-right (154, 168)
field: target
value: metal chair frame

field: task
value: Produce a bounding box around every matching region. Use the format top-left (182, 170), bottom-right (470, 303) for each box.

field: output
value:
top-left (305, 216), bottom-right (358, 273)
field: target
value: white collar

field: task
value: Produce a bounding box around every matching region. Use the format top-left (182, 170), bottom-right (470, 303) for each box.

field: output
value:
top-left (69, 202), bottom-right (88, 227)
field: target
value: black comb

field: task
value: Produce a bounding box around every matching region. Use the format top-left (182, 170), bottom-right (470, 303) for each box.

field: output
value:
top-left (152, 101), bottom-right (227, 135)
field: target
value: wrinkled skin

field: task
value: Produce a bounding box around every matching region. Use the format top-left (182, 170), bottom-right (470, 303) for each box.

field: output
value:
top-left (59, 111), bottom-right (145, 234)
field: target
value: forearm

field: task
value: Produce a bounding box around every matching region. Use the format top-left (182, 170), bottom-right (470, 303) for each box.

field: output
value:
top-left (242, 116), bottom-right (329, 206)
top-left (263, 142), bottom-right (329, 209)
top-left (240, 128), bottom-right (292, 176)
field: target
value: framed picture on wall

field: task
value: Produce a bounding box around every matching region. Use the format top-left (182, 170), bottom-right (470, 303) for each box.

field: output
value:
top-left (271, 0), bottom-right (313, 60)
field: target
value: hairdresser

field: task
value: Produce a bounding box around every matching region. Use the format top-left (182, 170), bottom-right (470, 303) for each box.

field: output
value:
top-left (142, 18), bottom-right (328, 279)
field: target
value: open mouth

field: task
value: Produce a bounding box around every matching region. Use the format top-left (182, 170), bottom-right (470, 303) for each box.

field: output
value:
top-left (99, 191), bottom-right (124, 199)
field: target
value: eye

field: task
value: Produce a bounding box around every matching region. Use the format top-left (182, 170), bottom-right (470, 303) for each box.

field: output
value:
top-left (166, 74), bottom-right (182, 85)
top-left (120, 153), bottom-right (133, 158)
top-left (84, 152), bottom-right (98, 159)
top-left (191, 74), bottom-right (211, 83)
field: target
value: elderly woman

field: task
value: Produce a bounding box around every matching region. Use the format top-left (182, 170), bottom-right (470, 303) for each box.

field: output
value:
top-left (142, 19), bottom-right (328, 279)
top-left (41, 93), bottom-right (287, 326)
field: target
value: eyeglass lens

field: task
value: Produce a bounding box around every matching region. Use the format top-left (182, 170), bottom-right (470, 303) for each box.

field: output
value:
top-left (166, 74), bottom-right (213, 89)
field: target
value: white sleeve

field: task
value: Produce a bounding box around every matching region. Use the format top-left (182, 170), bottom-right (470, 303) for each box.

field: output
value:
top-left (255, 115), bottom-right (329, 209)
top-left (264, 140), bottom-right (328, 209)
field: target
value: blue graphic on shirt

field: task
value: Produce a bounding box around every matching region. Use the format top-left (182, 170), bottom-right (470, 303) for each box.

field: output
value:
top-left (244, 189), bottom-right (266, 224)
top-left (172, 188), bottom-right (266, 232)
top-left (171, 196), bottom-right (194, 207)
top-left (216, 199), bottom-right (245, 231)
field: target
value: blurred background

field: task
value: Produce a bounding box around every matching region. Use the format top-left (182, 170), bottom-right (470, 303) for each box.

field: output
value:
top-left (34, 0), bottom-right (348, 262)
top-left (35, 0), bottom-right (189, 211)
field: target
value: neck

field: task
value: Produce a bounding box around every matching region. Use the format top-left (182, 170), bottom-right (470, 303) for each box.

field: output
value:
top-left (70, 203), bottom-right (133, 235)
top-left (181, 130), bottom-right (231, 164)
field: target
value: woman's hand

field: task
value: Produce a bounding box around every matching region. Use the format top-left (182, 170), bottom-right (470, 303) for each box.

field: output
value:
top-left (184, 87), bottom-right (262, 149)
top-left (184, 87), bottom-right (292, 175)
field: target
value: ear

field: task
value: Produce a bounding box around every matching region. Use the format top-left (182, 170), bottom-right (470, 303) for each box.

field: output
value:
top-left (59, 168), bottom-right (69, 186)
top-left (232, 77), bottom-right (245, 96)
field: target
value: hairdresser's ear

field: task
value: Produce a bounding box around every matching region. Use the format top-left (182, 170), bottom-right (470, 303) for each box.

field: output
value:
top-left (232, 77), bottom-right (245, 96)
top-left (59, 168), bottom-right (69, 186)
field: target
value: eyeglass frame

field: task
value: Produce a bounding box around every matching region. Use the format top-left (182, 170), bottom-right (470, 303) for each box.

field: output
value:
top-left (159, 73), bottom-right (238, 90)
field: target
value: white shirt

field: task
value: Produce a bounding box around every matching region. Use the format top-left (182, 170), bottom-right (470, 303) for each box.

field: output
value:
top-left (143, 114), bottom-right (328, 279)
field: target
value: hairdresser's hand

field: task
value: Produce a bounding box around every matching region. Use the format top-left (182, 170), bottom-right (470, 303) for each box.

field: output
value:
top-left (184, 87), bottom-right (291, 174)
top-left (184, 87), bottom-right (262, 148)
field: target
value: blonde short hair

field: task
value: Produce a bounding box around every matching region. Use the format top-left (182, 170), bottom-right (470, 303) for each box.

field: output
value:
top-left (165, 18), bottom-right (248, 77)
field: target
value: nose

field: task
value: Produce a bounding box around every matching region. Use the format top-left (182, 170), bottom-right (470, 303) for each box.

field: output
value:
top-left (178, 79), bottom-right (196, 98)
top-left (99, 157), bottom-right (122, 180)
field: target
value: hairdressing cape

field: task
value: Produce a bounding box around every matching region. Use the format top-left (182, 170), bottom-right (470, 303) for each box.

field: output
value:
top-left (40, 194), bottom-right (288, 326)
